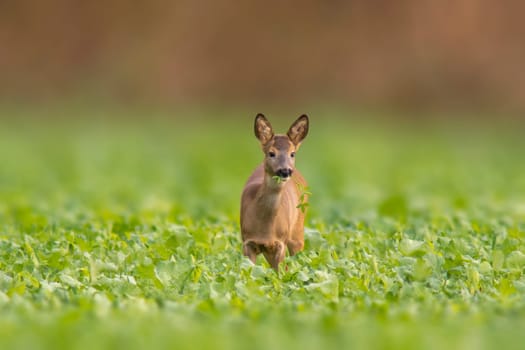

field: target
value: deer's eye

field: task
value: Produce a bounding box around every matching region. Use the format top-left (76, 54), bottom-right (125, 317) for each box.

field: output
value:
top-left (268, 152), bottom-right (276, 158)
top-left (290, 152), bottom-right (295, 158)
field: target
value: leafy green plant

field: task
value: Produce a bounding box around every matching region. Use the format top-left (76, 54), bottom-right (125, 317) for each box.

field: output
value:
top-left (295, 181), bottom-right (311, 213)
top-left (272, 175), bottom-right (284, 184)
top-left (270, 176), bottom-right (311, 213)
top-left (0, 110), bottom-right (525, 350)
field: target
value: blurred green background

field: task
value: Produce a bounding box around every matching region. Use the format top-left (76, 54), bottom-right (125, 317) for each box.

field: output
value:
top-left (1, 2), bottom-right (525, 350)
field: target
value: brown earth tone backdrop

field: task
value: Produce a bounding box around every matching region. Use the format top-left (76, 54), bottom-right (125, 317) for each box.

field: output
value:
top-left (1, 0), bottom-right (525, 113)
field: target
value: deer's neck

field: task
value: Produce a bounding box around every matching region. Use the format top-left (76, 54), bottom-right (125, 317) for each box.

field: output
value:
top-left (256, 174), bottom-right (286, 217)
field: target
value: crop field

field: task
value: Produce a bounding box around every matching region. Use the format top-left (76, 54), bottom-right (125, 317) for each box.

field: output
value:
top-left (1, 107), bottom-right (525, 349)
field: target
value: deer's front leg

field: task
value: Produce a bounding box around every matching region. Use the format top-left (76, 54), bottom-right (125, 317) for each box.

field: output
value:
top-left (262, 241), bottom-right (286, 271)
top-left (243, 240), bottom-right (261, 264)
top-left (287, 239), bottom-right (304, 256)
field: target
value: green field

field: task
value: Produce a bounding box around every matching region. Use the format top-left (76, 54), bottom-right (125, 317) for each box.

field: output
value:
top-left (1, 108), bottom-right (525, 349)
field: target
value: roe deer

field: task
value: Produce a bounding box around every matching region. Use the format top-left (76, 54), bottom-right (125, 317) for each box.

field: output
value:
top-left (240, 114), bottom-right (309, 271)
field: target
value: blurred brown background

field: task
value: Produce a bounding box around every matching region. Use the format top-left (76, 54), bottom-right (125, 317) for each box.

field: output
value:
top-left (1, 0), bottom-right (525, 113)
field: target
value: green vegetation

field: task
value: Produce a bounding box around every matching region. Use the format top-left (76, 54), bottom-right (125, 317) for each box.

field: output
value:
top-left (1, 109), bottom-right (525, 349)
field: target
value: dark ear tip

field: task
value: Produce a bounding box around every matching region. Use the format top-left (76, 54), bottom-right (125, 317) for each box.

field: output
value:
top-left (255, 113), bottom-right (266, 120)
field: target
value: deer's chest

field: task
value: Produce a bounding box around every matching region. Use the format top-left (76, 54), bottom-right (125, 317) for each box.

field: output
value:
top-left (242, 190), bottom-right (299, 239)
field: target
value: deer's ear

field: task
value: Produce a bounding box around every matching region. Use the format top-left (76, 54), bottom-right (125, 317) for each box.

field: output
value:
top-left (254, 113), bottom-right (274, 145)
top-left (287, 114), bottom-right (309, 146)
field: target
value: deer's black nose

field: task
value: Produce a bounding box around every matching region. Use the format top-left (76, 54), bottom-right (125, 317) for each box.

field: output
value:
top-left (276, 168), bottom-right (293, 178)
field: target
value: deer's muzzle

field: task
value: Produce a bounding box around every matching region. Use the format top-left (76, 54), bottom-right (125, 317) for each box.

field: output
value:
top-left (276, 168), bottom-right (293, 179)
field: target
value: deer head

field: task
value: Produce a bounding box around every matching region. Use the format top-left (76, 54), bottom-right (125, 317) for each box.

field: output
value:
top-left (254, 114), bottom-right (309, 183)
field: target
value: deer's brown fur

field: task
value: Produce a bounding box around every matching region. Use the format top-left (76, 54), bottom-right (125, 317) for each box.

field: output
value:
top-left (240, 114), bottom-right (309, 271)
